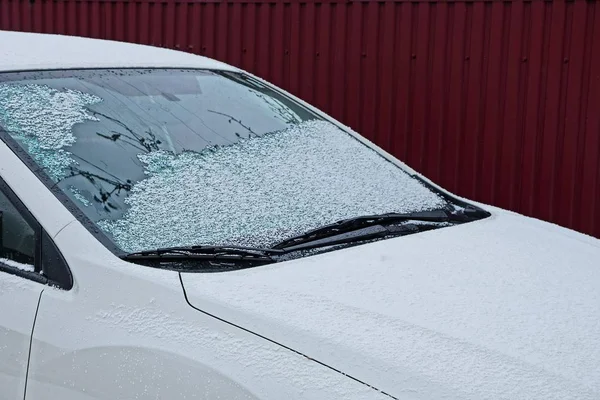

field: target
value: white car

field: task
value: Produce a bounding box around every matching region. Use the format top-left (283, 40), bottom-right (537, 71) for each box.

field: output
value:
top-left (0, 30), bottom-right (599, 400)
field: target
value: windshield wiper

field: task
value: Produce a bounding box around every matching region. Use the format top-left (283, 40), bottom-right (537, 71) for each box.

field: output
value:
top-left (271, 207), bottom-right (486, 251)
top-left (122, 207), bottom-right (489, 264)
top-left (122, 245), bottom-right (284, 263)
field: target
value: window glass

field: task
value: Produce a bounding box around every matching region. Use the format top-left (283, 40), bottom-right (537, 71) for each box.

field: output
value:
top-left (0, 69), bottom-right (447, 256)
top-left (0, 191), bottom-right (36, 272)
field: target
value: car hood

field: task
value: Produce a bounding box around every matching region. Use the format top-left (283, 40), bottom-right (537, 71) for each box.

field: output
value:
top-left (180, 208), bottom-right (600, 400)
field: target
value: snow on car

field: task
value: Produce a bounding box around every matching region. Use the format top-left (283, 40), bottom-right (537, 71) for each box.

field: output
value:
top-left (0, 30), bottom-right (599, 400)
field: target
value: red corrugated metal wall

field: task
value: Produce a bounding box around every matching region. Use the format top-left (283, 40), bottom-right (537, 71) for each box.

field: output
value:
top-left (1, 0), bottom-right (599, 238)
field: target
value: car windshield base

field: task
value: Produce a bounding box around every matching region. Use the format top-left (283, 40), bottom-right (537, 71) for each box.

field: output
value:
top-left (122, 205), bottom-right (490, 269)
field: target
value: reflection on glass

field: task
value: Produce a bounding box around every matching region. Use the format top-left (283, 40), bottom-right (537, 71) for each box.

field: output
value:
top-left (0, 69), bottom-right (446, 253)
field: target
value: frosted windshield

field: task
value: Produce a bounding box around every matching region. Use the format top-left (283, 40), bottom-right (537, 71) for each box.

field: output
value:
top-left (0, 69), bottom-right (446, 253)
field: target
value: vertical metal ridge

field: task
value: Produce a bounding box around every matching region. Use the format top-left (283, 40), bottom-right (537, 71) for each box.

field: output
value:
top-left (532, 1), bottom-right (551, 219)
top-left (20, 0), bottom-right (28, 32)
top-left (271, 1), bottom-right (284, 87)
top-left (31, 0), bottom-right (42, 34)
top-left (387, 2), bottom-right (401, 153)
top-left (513, 0), bottom-right (530, 213)
top-left (345, 1), bottom-right (361, 132)
top-left (215, 2), bottom-right (227, 62)
top-left (540, 0), bottom-right (566, 222)
top-left (9, 0), bottom-right (17, 31)
top-left (502, 0), bottom-right (525, 211)
top-left (410, 2), bottom-right (429, 171)
top-left (400, 2), bottom-right (415, 163)
top-left (0, 0), bottom-right (8, 30)
top-left (427, 2), bottom-right (436, 185)
top-left (438, 0), bottom-right (450, 186)
top-left (240, 2), bottom-right (252, 72)
top-left (188, 2), bottom-right (200, 55)
top-left (312, 1), bottom-right (321, 109)
top-left (357, 1), bottom-right (365, 135)
top-left (393, 1), bottom-right (411, 161)
top-left (456, 1), bottom-right (471, 193)
top-left (454, 1), bottom-right (470, 193)
top-left (559, 0), bottom-right (586, 229)
top-left (361, 1), bottom-right (378, 142)
top-left (288, 1), bottom-right (300, 96)
top-left (329, 2), bottom-right (343, 122)
top-left (520, 0), bottom-right (541, 215)
top-left (372, 2), bottom-right (384, 145)
top-left (425, 1), bottom-right (441, 182)
top-left (491, 1), bottom-right (511, 206)
top-left (308, 2), bottom-right (318, 103)
top-left (310, 2), bottom-right (318, 104)
top-left (322, 2), bottom-right (333, 114)
top-left (56, 0), bottom-right (64, 35)
top-left (462, 1), bottom-right (483, 199)
top-left (1, 0), bottom-right (8, 29)
top-left (281, 2), bottom-right (291, 94)
top-left (551, 0), bottom-right (572, 226)
top-left (475, 1), bottom-right (492, 202)
top-left (587, 1), bottom-right (600, 236)
top-left (449, 2), bottom-right (467, 192)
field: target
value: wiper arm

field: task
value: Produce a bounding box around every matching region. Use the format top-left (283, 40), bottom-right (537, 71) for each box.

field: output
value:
top-left (122, 245), bottom-right (284, 263)
top-left (271, 208), bottom-right (481, 251)
top-left (122, 208), bottom-right (489, 263)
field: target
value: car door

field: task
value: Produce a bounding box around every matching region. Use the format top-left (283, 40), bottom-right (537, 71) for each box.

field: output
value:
top-left (0, 179), bottom-right (44, 400)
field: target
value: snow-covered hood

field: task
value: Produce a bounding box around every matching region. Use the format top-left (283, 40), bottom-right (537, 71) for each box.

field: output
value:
top-left (180, 208), bottom-right (600, 400)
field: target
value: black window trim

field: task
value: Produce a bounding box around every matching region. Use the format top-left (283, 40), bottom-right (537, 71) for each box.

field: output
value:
top-left (0, 176), bottom-right (73, 290)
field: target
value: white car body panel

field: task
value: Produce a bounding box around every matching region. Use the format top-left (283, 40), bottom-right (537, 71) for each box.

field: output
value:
top-left (23, 220), bottom-right (388, 400)
top-left (0, 275), bottom-right (42, 400)
top-left (0, 136), bottom-right (74, 399)
top-left (181, 209), bottom-right (600, 400)
top-left (0, 30), bottom-right (237, 73)
top-left (0, 30), bottom-right (598, 400)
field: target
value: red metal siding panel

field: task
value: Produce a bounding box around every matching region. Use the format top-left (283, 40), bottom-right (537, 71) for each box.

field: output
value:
top-left (0, 0), bottom-right (599, 239)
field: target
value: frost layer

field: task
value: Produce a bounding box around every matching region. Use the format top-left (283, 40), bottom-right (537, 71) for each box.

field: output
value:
top-left (0, 258), bottom-right (34, 272)
top-left (0, 84), bottom-right (101, 181)
top-left (100, 120), bottom-right (445, 252)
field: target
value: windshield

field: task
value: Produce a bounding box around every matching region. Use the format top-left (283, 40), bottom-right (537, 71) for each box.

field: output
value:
top-left (0, 68), bottom-right (448, 255)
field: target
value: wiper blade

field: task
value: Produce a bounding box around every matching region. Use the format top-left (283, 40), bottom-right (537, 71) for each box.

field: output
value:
top-left (122, 245), bottom-right (284, 263)
top-left (271, 208), bottom-right (472, 251)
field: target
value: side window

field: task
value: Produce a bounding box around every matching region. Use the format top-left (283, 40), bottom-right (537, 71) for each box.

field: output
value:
top-left (0, 178), bottom-right (72, 289)
top-left (0, 190), bottom-right (37, 273)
